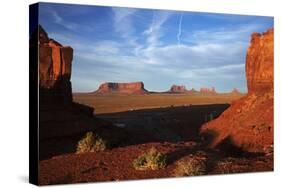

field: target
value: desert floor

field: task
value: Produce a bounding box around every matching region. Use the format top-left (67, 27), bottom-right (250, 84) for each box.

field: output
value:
top-left (39, 93), bottom-right (273, 185)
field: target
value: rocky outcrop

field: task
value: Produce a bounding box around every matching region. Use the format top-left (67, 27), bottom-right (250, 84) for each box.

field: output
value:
top-left (200, 28), bottom-right (274, 153)
top-left (94, 82), bottom-right (148, 95)
top-left (200, 87), bottom-right (217, 95)
top-left (169, 85), bottom-right (187, 93)
top-left (246, 28), bottom-right (273, 93)
top-left (32, 26), bottom-right (125, 159)
top-left (38, 25), bottom-right (73, 105)
top-left (35, 25), bottom-right (95, 140)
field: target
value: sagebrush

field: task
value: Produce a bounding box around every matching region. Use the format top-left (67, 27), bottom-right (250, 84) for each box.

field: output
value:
top-left (133, 147), bottom-right (167, 170)
top-left (76, 132), bottom-right (107, 154)
top-left (173, 158), bottom-right (206, 176)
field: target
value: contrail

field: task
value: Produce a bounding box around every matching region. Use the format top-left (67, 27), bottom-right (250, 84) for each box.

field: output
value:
top-left (177, 13), bottom-right (183, 46)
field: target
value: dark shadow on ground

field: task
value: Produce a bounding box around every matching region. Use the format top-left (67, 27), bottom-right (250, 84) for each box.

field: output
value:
top-left (40, 104), bottom-right (230, 160)
top-left (97, 104), bottom-right (230, 146)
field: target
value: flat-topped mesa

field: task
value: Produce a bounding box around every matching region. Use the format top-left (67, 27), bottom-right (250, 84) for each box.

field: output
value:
top-left (200, 87), bottom-right (217, 94)
top-left (37, 25), bottom-right (73, 105)
top-left (246, 28), bottom-right (273, 94)
top-left (94, 81), bottom-right (148, 95)
top-left (169, 85), bottom-right (187, 93)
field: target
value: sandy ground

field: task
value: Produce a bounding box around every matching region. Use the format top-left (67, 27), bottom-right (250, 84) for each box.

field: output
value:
top-left (73, 93), bottom-right (244, 114)
top-left (39, 93), bottom-right (273, 185)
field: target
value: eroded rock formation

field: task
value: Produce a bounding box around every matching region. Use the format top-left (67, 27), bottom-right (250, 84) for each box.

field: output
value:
top-left (38, 25), bottom-right (73, 105)
top-left (200, 87), bottom-right (217, 95)
top-left (169, 85), bottom-right (187, 93)
top-left (200, 28), bottom-right (274, 153)
top-left (31, 26), bottom-right (125, 159)
top-left (94, 82), bottom-right (148, 95)
top-left (246, 29), bottom-right (274, 93)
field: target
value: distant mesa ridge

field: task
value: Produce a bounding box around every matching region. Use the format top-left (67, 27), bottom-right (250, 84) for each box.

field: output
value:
top-left (93, 82), bottom-right (242, 95)
top-left (94, 81), bottom-right (148, 94)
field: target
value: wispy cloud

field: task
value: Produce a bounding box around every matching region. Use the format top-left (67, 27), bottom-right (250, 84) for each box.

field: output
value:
top-left (143, 11), bottom-right (172, 48)
top-left (177, 13), bottom-right (183, 46)
top-left (49, 9), bottom-right (79, 31)
top-left (39, 4), bottom-right (273, 92)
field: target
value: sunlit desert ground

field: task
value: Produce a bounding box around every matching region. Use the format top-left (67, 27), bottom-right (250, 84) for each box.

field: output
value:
top-left (73, 93), bottom-right (244, 114)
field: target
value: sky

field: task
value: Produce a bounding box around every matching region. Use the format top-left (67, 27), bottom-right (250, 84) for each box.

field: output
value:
top-left (38, 3), bottom-right (273, 93)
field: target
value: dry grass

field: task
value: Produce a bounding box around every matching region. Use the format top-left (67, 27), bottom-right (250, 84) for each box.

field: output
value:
top-left (173, 158), bottom-right (206, 177)
top-left (76, 132), bottom-right (107, 154)
top-left (132, 147), bottom-right (167, 170)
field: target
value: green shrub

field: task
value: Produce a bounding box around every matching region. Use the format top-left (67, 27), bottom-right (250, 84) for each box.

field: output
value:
top-left (76, 132), bottom-right (107, 154)
top-left (133, 147), bottom-right (167, 170)
top-left (173, 158), bottom-right (206, 177)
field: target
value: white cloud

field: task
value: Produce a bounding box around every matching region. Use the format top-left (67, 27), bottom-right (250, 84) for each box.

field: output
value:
top-left (143, 11), bottom-right (172, 48)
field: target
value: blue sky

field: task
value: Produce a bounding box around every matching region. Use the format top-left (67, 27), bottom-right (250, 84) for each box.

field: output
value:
top-left (38, 3), bottom-right (273, 92)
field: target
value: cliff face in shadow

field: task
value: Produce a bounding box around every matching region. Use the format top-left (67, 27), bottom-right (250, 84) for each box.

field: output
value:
top-left (200, 28), bottom-right (274, 153)
top-left (31, 26), bottom-right (125, 159)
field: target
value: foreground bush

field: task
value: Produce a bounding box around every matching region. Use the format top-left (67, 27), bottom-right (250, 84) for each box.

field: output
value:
top-left (76, 132), bottom-right (107, 154)
top-left (133, 147), bottom-right (167, 170)
top-left (173, 158), bottom-right (206, 176)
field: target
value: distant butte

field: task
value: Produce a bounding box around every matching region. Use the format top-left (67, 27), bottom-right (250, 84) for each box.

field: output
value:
top-left (200, 87), bottom-right (217, 95)
top-left (169, 85), bottom-right (187, 93)
top-left (94, 82), bottom-right (148, 95)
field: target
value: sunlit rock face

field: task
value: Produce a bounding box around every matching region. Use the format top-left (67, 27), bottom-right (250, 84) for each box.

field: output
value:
top-left (38, 25), bottom-right (73, 105)
top-left (246, 28), bottom-right (273, 94)
top-left (200, 28), bottom-right (274, 153)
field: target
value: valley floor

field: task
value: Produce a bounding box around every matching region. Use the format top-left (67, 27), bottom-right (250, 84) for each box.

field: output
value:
top-left (39, 93), bottom-right (273, 185)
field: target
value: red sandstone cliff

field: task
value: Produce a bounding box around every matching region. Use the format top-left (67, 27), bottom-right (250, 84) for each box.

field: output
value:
top-left (38, 25), bottom-right (73, 105)
top-left (94, 82), bottom-right (148, 95)
top-left (200, 28), bottom-right (274, 153)
top-left (32, 26), bottom-right (125, 159)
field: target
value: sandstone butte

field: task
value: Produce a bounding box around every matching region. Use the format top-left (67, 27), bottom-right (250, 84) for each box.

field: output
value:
top-left (200, 28), bottom-right (274, 153)
top-left (33, 26), bottom-right (124, 148)
top-left (94, 82), bottom-right (148, 95)
top-left (169, 85), bottom-right (187, 93)
top-left (200, 87), bottom-right (217, 94)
